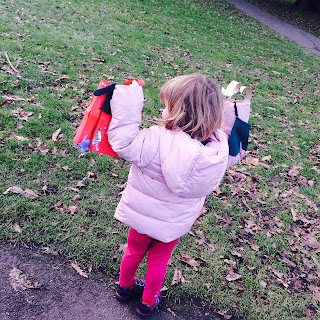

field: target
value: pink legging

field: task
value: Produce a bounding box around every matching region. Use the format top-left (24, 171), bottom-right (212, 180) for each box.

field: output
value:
top-left (119, 228), bottom-right (179, 301)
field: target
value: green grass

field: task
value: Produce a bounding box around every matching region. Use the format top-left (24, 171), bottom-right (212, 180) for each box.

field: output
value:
top-left (1, 0), bottom-right (320, 319)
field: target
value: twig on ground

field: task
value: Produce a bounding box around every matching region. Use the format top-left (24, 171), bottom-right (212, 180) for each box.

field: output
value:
top-left (4, 51), bottom-right (21, 76)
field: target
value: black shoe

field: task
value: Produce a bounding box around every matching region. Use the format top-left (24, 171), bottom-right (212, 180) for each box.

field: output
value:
top-left (136, 292), bottom-right (162, 318)
top-left (116, 278), bottom-right (145, 302)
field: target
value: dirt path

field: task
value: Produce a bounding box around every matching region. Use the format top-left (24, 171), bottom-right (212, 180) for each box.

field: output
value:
top-left (0, 243), bottom-right (217, 320)
top-left (225, 0), bottom-right (320, 56)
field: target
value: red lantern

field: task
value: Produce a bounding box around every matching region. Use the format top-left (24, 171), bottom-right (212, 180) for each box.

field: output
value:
top-left (74, 79), bottom-right (144, 157)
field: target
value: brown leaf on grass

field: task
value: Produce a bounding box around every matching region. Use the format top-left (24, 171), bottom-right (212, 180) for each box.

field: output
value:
top-left (245, 156), bottom-right (259, 167)
top-left (291, 207), bottom-right (298, 222)
top-left (54, 200), bottom-right (63, 208)
top-left (251, 243), bottom-right (260, 252)
top-left (89, 158), bottom-right (95, 167)
top-left (311, 166), bottom-right (320, 174)
top-left (55, 74), bottom-right (69, 83)
top-left (52, 128), bottom-right (61, 141)
top-left (260, 280), bottom-right (267, 289)
top-left (69, 206), bottom-right (78, 215)
top-left (268, 267), bottom-right (284, 278)
top-left (118, 243), bottom-right (128, 253)
top-left (230, 249), bottom-right (242, 258)
top-left (308, 285), bottom-right (320, 302)
top-left (1, 100), bottom-right (14, 107)
top-left (177, 251), bottom-right (201, 271)
top-left (115, 182), bottom-right (127, 189)
top-left (171, 268), bottom-right (191, 285)
top-left (214, 186), bottom-right (222, 195)
top-left (222, 214), bottom-right (232, 228)
top-left (42, 246), bottom-right (58, 256)
top-left (71, 261), bottom-right (88, 278)
top-left (217, 311), bottom-right (233, 320)
top-left (72, 195), bottom-right (81, 202)
top-left (224, 259), bottom-right (237, 269)
top-left (10, 108), bottom-right (33, 121)
top-left (226, 269), bottom-right (242, 282)
top-left (2, 94), bottom-right (25, 101)
top-left (261, 155), bottom-right (271, 161)
top-left (197, 206), bottom-right (207, 219)
top-left (204, 283), bottom-right (211, 290)
top-left (87, 171), bottom-right (98, 180)
top-left (288, 164), bottom-right (303, 177)
top-left (76, 179), bottom-right (86, 188)
top-left (292, 190), bottom-right (318, 212)
top-left (9, 267), bottom-right (42, 291)
top-left (3, 186), bottom-right (39, 199)
top-left (6, 132), bottom-right (27, 142)
top-left (300, 236), bottom-right (320, 251)
top-left (13, 222), bottom-right (21, 233)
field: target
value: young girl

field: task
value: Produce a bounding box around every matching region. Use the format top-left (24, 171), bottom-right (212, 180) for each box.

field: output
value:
top-left (107, 73), bottom-right (244, 318)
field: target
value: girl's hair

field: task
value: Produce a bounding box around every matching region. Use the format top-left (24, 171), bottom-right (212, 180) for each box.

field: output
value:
top-left (159, 73), bottom-right (223, 141)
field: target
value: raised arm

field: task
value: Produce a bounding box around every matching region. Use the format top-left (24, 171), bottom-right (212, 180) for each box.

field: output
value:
top-left (107, 84), bottom-right (159, 167)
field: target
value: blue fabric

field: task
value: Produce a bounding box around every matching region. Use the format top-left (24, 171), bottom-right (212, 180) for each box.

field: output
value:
top-left (94, 83), bottom-right (121, 114)
top-left (79, 138), bottom-right (92, 153)
top-left (228, 117), bottom-right (251, 156)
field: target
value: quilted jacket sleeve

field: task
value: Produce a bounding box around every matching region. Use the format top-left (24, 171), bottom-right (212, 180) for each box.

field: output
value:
top-left (107, 84), bottom-right (159, 167)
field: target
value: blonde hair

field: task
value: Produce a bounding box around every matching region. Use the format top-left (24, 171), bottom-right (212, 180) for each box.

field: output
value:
top-left (159, 73), bottom-right (223, 141)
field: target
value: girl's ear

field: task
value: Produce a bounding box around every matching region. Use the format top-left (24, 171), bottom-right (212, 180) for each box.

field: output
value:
top-left (162, 106), bottom-right (170, 120)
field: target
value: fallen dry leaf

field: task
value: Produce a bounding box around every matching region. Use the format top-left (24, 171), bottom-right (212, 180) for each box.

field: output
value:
top-left (251, 243), bottom-right (260, 252)
top-left (72, 195), bottom-right (81, 202)
top-left (71, 261), bottom-right (88, 278)
top-left (10, 108), bottom-right (33, 121)
top-left (118, 243), bottom-right (128, 253)
top-left (224, 259), bottom-right (237, 269)
top-left (260, 280), bottom-right (267, 289)
top-left (291, 207), bottom-right (298, 222)
top-left (42, 246), bottom-right (58, 256)
top-left (2, 94), bottom-right (25, 101)
top-left (13, 222), bottom-right (21, 233)
top-left (245, 156), bottom-right (259, 167)
top-left (197, 206), bottom-right (207, 220)
top-left (9, 267), bottom-right (41, 291)
top-left (52, 128), bottom-right (61, 141)
top-left (308, 285), bottom-right (320, 302)
top-left (288, 164), bottom-right (303, 177)
top-left (230, 249), bottom-right (242, 258)
top-left (171, 268), bottom-right (191, 285)
top-left (3, 186), bottom-right (39, 199)
top-left (177, 251), bottom-right (202, 271)
top-left (226, 269), bottom-right (242, 282)
top-left (76, 179), bottom-right (86, 188)
top-left (89, 158), bottom-right (95, 167)
top-left (69, 206), bottom-right (78, 215)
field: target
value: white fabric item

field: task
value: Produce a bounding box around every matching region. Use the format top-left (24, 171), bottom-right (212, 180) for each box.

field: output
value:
top-left (221, 81), bottom-right (251, 135)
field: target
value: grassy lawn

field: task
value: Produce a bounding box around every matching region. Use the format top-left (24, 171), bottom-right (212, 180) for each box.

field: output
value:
top-left (0, 0), bottom-right (319, 319)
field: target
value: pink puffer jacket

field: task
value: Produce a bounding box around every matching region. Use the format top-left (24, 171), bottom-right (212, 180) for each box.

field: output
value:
top-left (108, 84), bottom-right (242, 242)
